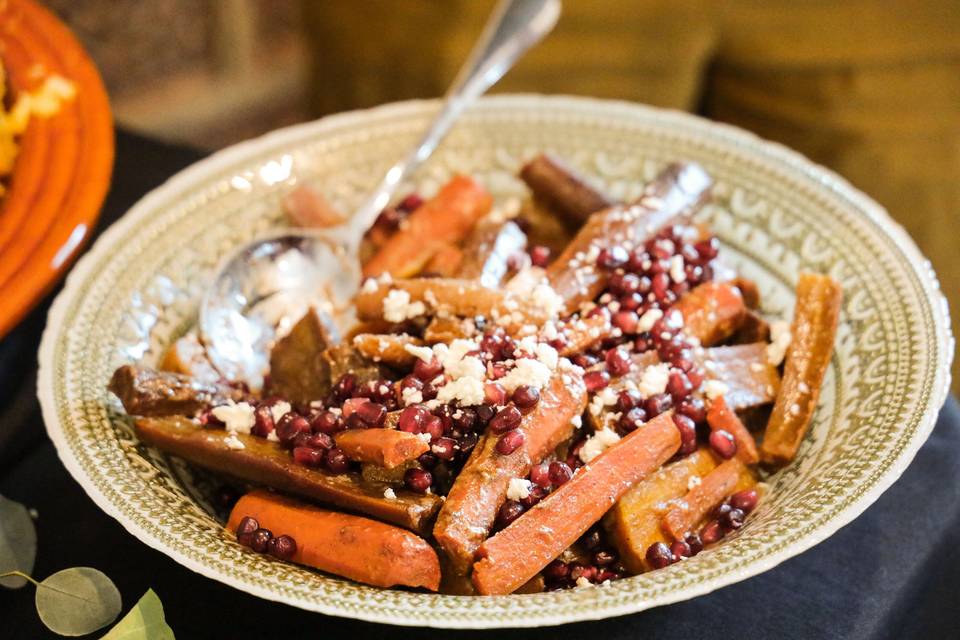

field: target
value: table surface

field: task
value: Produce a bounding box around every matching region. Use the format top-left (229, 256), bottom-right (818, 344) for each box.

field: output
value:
top-left (1, 131), bottom-right (958, 640)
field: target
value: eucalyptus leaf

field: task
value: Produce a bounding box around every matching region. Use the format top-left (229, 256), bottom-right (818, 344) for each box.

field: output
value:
top-left (0, 494), bottom-right (37, 589)
top-left (101, 589), bottom-right (175, 640)
top-left (35, 567), bottom-right (122, 636)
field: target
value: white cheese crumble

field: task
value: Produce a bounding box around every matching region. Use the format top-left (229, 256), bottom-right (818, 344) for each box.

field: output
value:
top-left (223, 433), bottom-right (245, 450)
top-left (572, 415), bottom-right (583, 428)
top-left (382, 289), bottom-right (426, 323)
top-left (687, 475), bottom-right (702, 490)
top-left (416, 432), bottom-right (433, 444)
top-left (383, 487), bottom-right (397, 500)
top-left (637, 308), bottom-right (664, 332)
top-left (637, 363), bottom-right (671, 397)
top-left (499, 358), bottom-right (552, 393)
top-left (669, 255), bottom-right (686, 283)
top-left (401, 386), bottom-right (424, 406)
top-left (266, 431), bottom-right (280, 442)
top-left (212, 402), bottom-right (255, 434)
top-left (506, 478), bottom-right (533, 500)
top-left (798, 381), bottom-right (811, 394)
top-left (269, 401), bottom-right (292, 423)
top-left (404, 343), bottom-right (434, 363)
top-left (579, 427), bottom-right (621, 463)
top-left (703, 380), bottom-right (729, 400)
top-left (536, 343), bottom-right (559, 370)
top-left (436, 376), bottom-right (485, 406)
top-left (532, 283), bottom-right (565, 318)
top-left (361, 277), bottom-right (379, 294)
top-left (766, 320), bottom-right (792, 366)
top-left (575, 577), bottom-right (592, 588)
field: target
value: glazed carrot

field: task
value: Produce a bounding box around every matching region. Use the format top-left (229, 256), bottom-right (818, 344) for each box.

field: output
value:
top-left (707, 396), bottom-right (760, 464)
top-left (423, 316), bottom-right (476, 343)
top-left (352, 332), bottom-right (424, 369)
top-left (557, 313), bottom-right (611, 357)
top-left (730, 277), bottom-right (761, 309)
top-left (227, 490), bottom-right (440, 590)
top-left (604, 448), bottom-right (718, 573)
top-left (109, 365), bottom-right (244, 417)
top-left (519, 153), bottom-right (614, 226)
top-left (363, 175), bottom-right (493, 278)
top-left (334, 429), bottom-right (430, 469)
top-left (547, 163), bottom-right (712, 315)
top-left (761, 273), bottom-right (842, 465)
top-left (472, 413), bottom-right (681, 595)
top-left (282, 184), bottom-right (346, 228)
top-left (702, 343), bottom-right (780, 411)
top-left (135, 417), bottom-right (442, 534)
top-left (423, 243), bottom-right (464, 277)
top-left (674, 281), bottom-right (746, 346)
top-left (455, 220), bottom-right (527, 288)
top-left (434, 373), bottom-right (587, 575)
top-left (729, 310), bottom-right (771, 345)
top-left (661, 458), bottom-right (752, 540)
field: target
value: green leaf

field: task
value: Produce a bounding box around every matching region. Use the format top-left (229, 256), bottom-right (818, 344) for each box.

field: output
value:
top-left (35, 567), bottom-right (122, 636)
top-left (0, 494), bottom-right (37, 589)
top-left (101, 589), bottom-right (175, 640)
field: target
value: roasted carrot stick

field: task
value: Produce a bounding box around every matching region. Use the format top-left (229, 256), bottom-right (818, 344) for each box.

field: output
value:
top-left (661, 458), bottom-right (752, 540)
top-left (604, 447), bottom-right (718, 573)
top-left (761, 273), bottom-right (842, 465)
top-left (227, 490), bottom-right (440, 590)
top-left (519, 153), bottom-right (614, 226)
top-left (701, 343), bottom-right (780, 411)
top-left (557, 313), bottom-right (611, 357)
top-left (546, 163), bottom-right (712, 315)
top-left (334, 428), bottom-right (430, 469)
top-left (109, 365), bottom-right (244, 417)
top-left (423, 243), bottom-right (464, 277)
top-left (674, 281), bottom-right (746, 346)
top-left (707, 396), bottom-right (760, 464)
top-left (472, 413), bottom-right (681, 595)
top-left (351, 332), bottom-right (424, 369)
top-left (455, 219), bottom-right (527, 287)
top-left (423, 316), bottom-right (476, 343)
top-left (363, 175), bottom-right (493, 278)
top-left (434, 373), bottom-right (587, 575)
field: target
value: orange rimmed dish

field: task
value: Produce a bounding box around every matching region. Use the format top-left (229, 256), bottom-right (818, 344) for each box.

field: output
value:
top-left (0, 0), bottom-right (113, 339)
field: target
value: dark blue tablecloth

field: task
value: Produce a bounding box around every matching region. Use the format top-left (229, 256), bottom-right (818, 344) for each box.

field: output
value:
top-left (2, 132), bottom-right (958, 639)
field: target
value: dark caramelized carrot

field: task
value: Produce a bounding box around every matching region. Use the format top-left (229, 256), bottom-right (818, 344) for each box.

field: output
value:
top-left (519, 153), bottom-right (614, 226)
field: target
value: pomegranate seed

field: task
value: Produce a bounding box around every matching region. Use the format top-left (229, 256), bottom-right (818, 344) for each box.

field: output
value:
top-left (489, 405), bottom-right (523, 434)
top-left (569, 564), bottom-right (597, 583)
top-left (730, 489), bottom-right (759, 513)
top-left (307, 432), bottom-right (333, 449)
top-left (709, 430), bottom-right (737, 459)
top-left (423, 415), bottom-right (444, 442)
top-left (374, 206), bottom-right (403, 230)
top-left (619, 407), bottom-right (646, 433)
top-left (250, 528), bottom-right (273, 553)
top-left (398, 405), bottom-right (430, 433)
top-left (275, 413), bottom-right (310, 446)
top-left (597, 246), bottom-right (628, 270)
top-left (611, 272), bottom-right (641, 295)
top-left (420, 382), bottom-right (438, 401)
top-left (530, 463), bottom-right (551, 488)
top-left (616, 389), bottom-right (642, 412)
top-left (583, 370), bottom-right (611, 392)
top-left (293, 446), bottom-right (325, 468)
top-left (432, 437), bottom-right (457, 461)
top-left (495, 500), bottom-right (525, 529)
top-left (548, 461), bottom-right (573, 487)
top-left (618, 293), bottom-right (643, 312)
top-left (645, 542), bottom-right (674, 569)
top-left (720, 507), bottom-right (746, 531)
top-left (593, 550), bottom-right (616, 566)
top-left (667, 370), bottom-right (693, 401)
top-left (605, 348), bottom-right (632, 376)
top-left (252, 405), bottom-right (275, 438)
top-left (512, 385), bottom-right (540, 410)
top-left (680, 244), bottom-right (700, 264)
top-left (341, 397), bottom-right (367, 417)
top-left (404, 468), bottom-right (432, 493)
top-left (586, 305), bottom-right (611, 320)
top-left (344, 413), bottom-right (367, 430)
top-left (413, 357), bottom-right (443, 381)
top-left (677, 397), bottom-right (706, 423)
top-left (310, 410), bottom-right (342, 434)
top-left (458, 432), bottom-right (479, 458)
top-left (571, 353), bottom-right (600, 368)
top-left (685, 264), bottom-right (704, 284)
top-left (476, 403), bottom-right (496, 424)
top-left (672, 413), bottom-right (698, 455)
top-left (332, 374), bottom-right (357, 401)
top-left (324, 447), bottom-right (350, 474)
top-left (634, 333), bottom-right (655, 352)
top-left (581, 528), bottom-right (603, 550)
top-left (520, 484), bottom-right (547, 508)
top-left (268, 534), bottom-right (297, 560)
top-left (452, 407), bottom-right (477, 432)
top-left (686, 367), bottom-right (705, 388)
top-left (611, 310), bottom-right (639, 334)
top-left (685, 533), bottom-right (704, 555)
top-left (529, 245), bottom-right (551, 268)
top-left (649, 238), bottom-right (674, 260)
top-left (671, 540), bottom-right (692, 560)
top-left (418, 451), bottom-right (438, 469)
top-left (628, 249), bottom-right (649, 273)
top-left (715, 503), bottom-right (733, 519)
top-left (694, 237), bottom-right (719, 261)
top-left (496, 429), bottom-right (525, 455)
top-left (398, 193), bottom-right (424, 211)
top-left (700, 520), bottom-right (724, 545)
top-left (485, 382), bottom-right (508, 406)
top-left (651, 272), bottom-right (671, 301)
top-left (543, 560), bottom-right (570, 581)
top-left (644, 392), bottom-right (673, 418)
top-left (355, 401), bottom-right (387, 427)
top-left (235, 516), bottom-right (259, 546)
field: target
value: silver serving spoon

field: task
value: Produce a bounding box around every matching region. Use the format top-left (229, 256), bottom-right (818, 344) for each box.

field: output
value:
top-left (200, 0), bottom-right (561, 384)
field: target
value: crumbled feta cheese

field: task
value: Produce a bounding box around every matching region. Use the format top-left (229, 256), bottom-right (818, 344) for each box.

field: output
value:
top-left (383, 488), bottom-right (397, 500)
top-left (223, 433), bottom-right (245, 450)
top-left (532, 283), bottom-right (565, 318)
top-left (579, 427), bottom-right (621, 463)
top-left (575, 577), bottom-right (592, 588)
top-left (269, 401), bottom-right (292, 423)
top-left (789, 403), bottom-right (801, 416)
top-left (416, 432), bottom-right (433, 444)
top-left (572, 415), bottom-right (583, 428)
top-left (436, 376), bottom-right (485, 406)
top-left (543, 321), bottom-right (558, 341)
top-left (687, 475), bottom-right (702, 490)
top-left (749, 362), bottom-right (764, 372)
top-left (404, 343), bottom-right (434, 363)
top-left (378, 272), bottom-right (393, 285)
top-left (766, 320), bottom-right (792, 366)
top-left (361, 277), bottom-right (379, 294)
top-left (382, 289), bottom-right (426, 323)
top-left (536, 342), bottom-right (559, 370)
top-left (499, 358), bottom-right (552, 392)
top-left (506, 478), bottom-right (532, 500)
top-left (798, 381), bottom-right (810, 394)
top-left (670, 255), bottom-right (686, 283)
top-left (637, 308), bottom-right (663, 332)
top-left (266, 431), bottom-right (279, 442)
top-left (637, 363), bottom-right (671, 397)
top-left (401, 386), bottom-right (424, 406)
top-left (212, 402), bottom-right (255, 434)
top-left (703, 379), bottom-right (729, 400)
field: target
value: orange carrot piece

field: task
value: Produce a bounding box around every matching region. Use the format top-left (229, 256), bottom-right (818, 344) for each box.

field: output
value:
top-left (227, 490), bottom-right (440, 590)
top-left (363, 175), bottom-right (493, 278)
top-left (674, 281), bottom-right (746, 346)
top-left (661, 458), bottom-right (748, 540)
top-left (424, 243), bottom-right (464, 277)
top-left (707, 396), bottom-right (760, 464)
top-left (519, 153), bottom-right (615, 226)
top-left (761, 273), bottom-right (842, 465)
top-left (334, 428), bottom-right (430, 469)
top-left (472, 413), bottom-right (681, 595)
top-left (351, 332), bottom-right (423, 369)
top-left (702, 343), bottom-right (780, 411)
top-left (557, 313), bottom-right (611, 357)
top-left (434, 373), bottom-right (587, 575)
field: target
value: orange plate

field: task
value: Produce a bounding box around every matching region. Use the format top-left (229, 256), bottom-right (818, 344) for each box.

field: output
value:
top-left (0, 0), bottom-right (113, 339)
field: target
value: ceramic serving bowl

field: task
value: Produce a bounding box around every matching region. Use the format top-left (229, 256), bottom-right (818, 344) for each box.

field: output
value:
top-left (38, 95), bottom-right (953, 628)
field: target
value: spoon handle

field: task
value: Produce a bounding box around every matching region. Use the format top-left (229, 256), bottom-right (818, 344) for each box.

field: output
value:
top-left (349, 0), bottom-right (561, 241)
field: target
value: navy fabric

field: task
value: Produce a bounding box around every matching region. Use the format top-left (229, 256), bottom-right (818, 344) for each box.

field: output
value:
top-left (1, 132), bottom-right (957, 639)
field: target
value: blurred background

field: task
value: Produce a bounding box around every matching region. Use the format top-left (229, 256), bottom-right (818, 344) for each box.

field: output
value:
top-left (46, 0), bottom-right (960, 388)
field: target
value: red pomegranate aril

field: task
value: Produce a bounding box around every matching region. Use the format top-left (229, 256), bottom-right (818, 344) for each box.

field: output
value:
top-left (355, 401), bottom-right (387, 427)
top-left (398, 405), bottom-right (430, 433)
top-left (583, 370), bottom-right (611, 392)
top-left (374, 206), bottom-right (403, 230)
top-left (672, 350), bottom-right (695, 373)
top-left (569, 563), bottom-right (597, 583)
top-left (720, 507), bottom-right (746, 531)
top-left (672, 413), bottom-right (698, 455)
top-left (452, 407), bottom-right (477, 432)
top-left (512, 385), bottom-right (541, 410)
top-left (423, 415), bottom-right (444, 442)
top-left (520, 484), bottom-right (548, 508)
top-left (694, 237), bottom-right (719, 261)
top-left (645, 542), bottom-right (674, 569)
top-left (530, 463), bottom-right (551, 488)
top-left (634, 333), bottom-right (655, 352)
top-left (671, 540), bottom-right (692, 560)
top-left (324, 447), bottom-right (350, 474)
top-left (413, 357), bottom-right (443, 381)
top-left (543, 560), bottom-right (570, 581)
top-left (730, 489), bottom-right (759, 513)
top-left (715, 503), bottom-right (733, 519)
top-left (686, 367), bottom-right (705, 388)
top-left (605, 348), bottom-right (632, 376)
top-left (404, 468), bottom-right (433, 493)
top-left (307, 432), bottom-right (333, 450)
top-left (619, 407), bottom-right (646, 433)
top-left (677, 397), bottom-right (707, 423)
top-left (235, 516), bottom-right (259, 546)
top-left (649, 238), bottom-right (674, 260)
top-left (593, 550), bottom-right (616, 566)
top-left (293, 446), bottom-right (325, 468)
top-left (572, 353), bottom-right (600, 369)
top-left (495, 500), bottom-right (525, 529)
top-left (667, 370), bottom-right (693, 401)
top-left (529, 245), bottom-right (551, 268)
top-left (597, 246), bottom-right (629, 270)
top-left (475, 404), bottom-right (496, 424)
top-left (612, 310), bottom-right (639, 334)
top-left (684, 533), bottom-right (704, 555)
top-left (618, 273), bottom-right (642, 295)
top-left (268, 534), bottom-right (297, 560)
top-left (489, 404), bottom-right (523, 434)
top-left (585, 305), bottom-right (611, 320)
top-left (548, 461), bottom-right (574, 487)
top-left (627, 249), bottom-right (650, 273)
top-left (648, 257), bottom-right (670, 275)
top-left (484, 382), bottom-right (508, 406)
top-left (680, 244), bottom-right (700, 264)
top-left (671, 280), bottom-right (690, 297)
top-left (341, 397), bottom-right (367, 418)
top-left (250, 528), bottom-right (273, 553)
top-left (700, 520), bottom-right (724, 545)
top-left (420, 382), bottom-right (438, 401)
top-left (709, 429), bottom-right (737, 459)
top-left (432, 437), bottom-right (457, 461)
top-left (310, 410), bottom-right (342, 434)
top-left (398, 192), bottom-right (424, 212)
top-left (252, 405), bottom-right (275, 438)
top-left (619, 293), bottom-right (643, 312)
top-left (685, 264), bottom-right (704, 284)
top-left (344, 413), bottom-right (368, 430)
top-left (616, 389), bottom-right (642, 412)
top-left (496, 429), bottom-right (525, 455)
top-left (332, 374), bottom-right (357, 401)
top-left (651, 272), bottom-right (671, 301)
top-left (275, 413), bottom-right (310, 446)
top-left (644, 392), bottom-right (673, 418)
top-left (418, 451), bottom-right (438, 469)
top-left (292, 432), bottom-right (314, 449)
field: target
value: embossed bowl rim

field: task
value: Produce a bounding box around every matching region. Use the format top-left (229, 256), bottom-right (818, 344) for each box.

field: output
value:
top-left (38, 95), bottom-right (953, 627)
